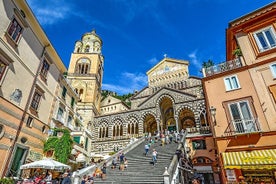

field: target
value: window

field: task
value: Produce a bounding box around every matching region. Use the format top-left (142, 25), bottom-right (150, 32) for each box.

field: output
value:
top-left (61, 86), bottom-right (67, 98)
top-left (76, 59), bottom-right (90, 74)
top-left (254, 26), bottom-right (276, 52)
top-left (269, 84), bottom-right (276, 103)
top-left (270, 63), bottom-right (276, 78)
top-left (229, 101), bottom-right (256, 133)
top-left (30, 91), bottom-right (41, 110)
top-left (7, 18), bottom-right (23, 42)
top-left (67, 115), bottom-right (73, 125)
top-left (40, 60), bottom-right (50, 78)
top-left (192, 139), bottom-right (206, 150)
top-left (0, 60), bottom-right (7, 81)
top-left (0, 124), bottom-right (4, 139)
top-left (57, 107), bottom-right (64, 121)
top-left (71, 97), bottom-right (75, 108)
top-left (224, 75), bottom-right (240, 91)
top-left (26, 116), bottom-right (33, 127)
top-left (85, 45), bottom-right (90, 52)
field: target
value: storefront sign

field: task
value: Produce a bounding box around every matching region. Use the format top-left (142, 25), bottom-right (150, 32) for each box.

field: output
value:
top-left (242, 156), bottom-right (274, 163)
top-left (226, 169), bottom-right (236, 181)
top-left (28, 150), bottom-right (43, 161)
top-left (241, 165), bottom-right (276, 170)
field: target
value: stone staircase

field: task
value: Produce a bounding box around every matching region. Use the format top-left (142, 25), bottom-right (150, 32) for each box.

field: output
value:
top-left (94, 139), bottom-right (179, 184)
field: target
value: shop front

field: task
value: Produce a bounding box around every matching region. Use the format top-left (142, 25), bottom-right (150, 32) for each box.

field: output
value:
top-left (222, 149), bottom-right (276, 184)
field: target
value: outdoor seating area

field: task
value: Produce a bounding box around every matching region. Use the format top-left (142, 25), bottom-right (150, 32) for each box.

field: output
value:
top-left (17, 158), bottom-right (71, 184)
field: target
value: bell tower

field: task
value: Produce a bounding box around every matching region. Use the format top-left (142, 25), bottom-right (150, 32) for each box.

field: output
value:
top-left (67, 30), bottom-right (104, 126)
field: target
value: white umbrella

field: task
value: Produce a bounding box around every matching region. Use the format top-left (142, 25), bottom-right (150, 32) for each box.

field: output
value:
top-left (20, 158), bottom-right (71, 171)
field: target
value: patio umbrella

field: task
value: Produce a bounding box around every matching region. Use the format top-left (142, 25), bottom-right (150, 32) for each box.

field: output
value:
top-left (20, 158), bottom-right (71, 171)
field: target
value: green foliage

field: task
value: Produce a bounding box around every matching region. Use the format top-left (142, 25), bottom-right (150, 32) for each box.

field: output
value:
top-left (202, 59), bottom-right (214, 68)
top-left (101, 91), bottom-right (133, 106)
top-left (108, 151), bottom-right (116, 156)
top-left (43, 128), bottom-right (73, 164)
top-left (232, 47), bottom-right (242, 56)
top-left (0, 178), bottom-right (14, 184)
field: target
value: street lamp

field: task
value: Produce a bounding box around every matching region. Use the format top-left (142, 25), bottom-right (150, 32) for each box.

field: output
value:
top-left (210, 106), bottom-right (217, 125)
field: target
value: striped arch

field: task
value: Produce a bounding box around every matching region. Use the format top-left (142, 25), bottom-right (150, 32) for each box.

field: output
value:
top-left (141, 110), bottom-right (157, 121)
top-left (176, 105), bottom-right (199, 130)
top-left (156, 94), bottom-right (175, 107)
top-left (141, 111), bottom-right (158, 134)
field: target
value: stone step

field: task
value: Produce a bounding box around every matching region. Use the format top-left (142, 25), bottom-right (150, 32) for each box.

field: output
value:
top-left (92, 139), bottom-right (178, 184)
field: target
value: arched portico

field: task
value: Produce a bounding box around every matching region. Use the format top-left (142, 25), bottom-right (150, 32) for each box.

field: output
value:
top-left (159, 96), bottom-right (177, 132)
top-left (143, 114), bottom-right (157, 135)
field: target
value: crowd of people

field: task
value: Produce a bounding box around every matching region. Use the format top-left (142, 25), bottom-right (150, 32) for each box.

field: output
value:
top-left (20, 170), bottom-right (72, 184)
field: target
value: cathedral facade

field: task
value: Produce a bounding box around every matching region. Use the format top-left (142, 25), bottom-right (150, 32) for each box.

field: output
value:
top-left (67, 30), bottom-right (209, 155)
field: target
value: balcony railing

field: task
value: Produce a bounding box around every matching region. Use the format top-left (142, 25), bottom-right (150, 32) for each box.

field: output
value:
top-left (186, 126), bottom-right (211, 135)
top-left (203, 57), bottom-right (242, 77)
top-left (224, 118), bottom-right (261, 136)
top-left (54, 114), bottom-right (65, 124)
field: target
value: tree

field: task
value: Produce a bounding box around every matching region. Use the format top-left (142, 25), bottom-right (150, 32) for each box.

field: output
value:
top-left (43, 128), bottom-right (73, 164)
top-left (202, 59), bottom-right (214, 68)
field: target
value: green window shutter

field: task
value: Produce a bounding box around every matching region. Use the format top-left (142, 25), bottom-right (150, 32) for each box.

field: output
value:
top-left (73, 136), bottom-right (80, 144)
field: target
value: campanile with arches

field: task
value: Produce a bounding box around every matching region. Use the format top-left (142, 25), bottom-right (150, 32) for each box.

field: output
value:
top-left (67, 30), bottom-right (104, 126)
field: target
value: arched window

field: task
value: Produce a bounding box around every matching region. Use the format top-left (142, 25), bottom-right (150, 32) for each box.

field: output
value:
top-left (85, 45), bottom-right (90, 52)
top-left (79, 89), bottom-right (83, 101)
top-left (76, 59), bottom-right (90, 74)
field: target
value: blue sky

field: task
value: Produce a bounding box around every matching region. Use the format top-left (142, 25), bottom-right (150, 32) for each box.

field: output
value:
top-left (26, 0), bottom-right (274, 95)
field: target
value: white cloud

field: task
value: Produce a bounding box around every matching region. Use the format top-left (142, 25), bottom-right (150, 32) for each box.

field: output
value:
top-left (102, 72), bottom-right (147, 95)
top-left (148, 57), bottom-right (159, 65)
top-left (188, 50), bottom-right (203, 75)
top-left (26, 0), bottom-right (72, 26)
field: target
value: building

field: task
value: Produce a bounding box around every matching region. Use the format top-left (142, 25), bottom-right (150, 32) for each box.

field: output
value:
top-left (0, 0), bottom-right (69, 177)
top-left (202, 2), bottom-right (276, 183)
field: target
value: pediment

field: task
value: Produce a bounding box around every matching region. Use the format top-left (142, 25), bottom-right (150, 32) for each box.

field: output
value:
top-left (101, 95), bottom-right (121, 106)
top-left (147, 58), bottom-right (189, 78)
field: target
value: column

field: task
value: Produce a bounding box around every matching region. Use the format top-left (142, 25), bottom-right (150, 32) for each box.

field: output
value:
top-left (175, 116), bottom-right (179, 132)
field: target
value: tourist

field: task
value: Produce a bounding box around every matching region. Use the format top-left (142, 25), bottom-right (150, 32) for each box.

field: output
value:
top-left (81, 175), bottom-right (87, 184)
top-left (61, 172), bottom-right (71, 184)
top-left (93, 167), bottom-right (102, 178)
top-left (144, 143), bottom-right (149, 156)
top-left (152, 149), bottom-right (158, 166)
top-left (101, 163), bottom-right (107, 180)
top-left (45, 171), bottom-right (52, 184)
top-left (124, 158), bottom-right (128, 169)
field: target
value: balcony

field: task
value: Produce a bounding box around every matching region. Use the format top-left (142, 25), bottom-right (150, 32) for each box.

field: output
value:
top-left (203, 57), bottom-right (243, 77)
top-left (53, 114), bottom-right (65, 125)
top-left (186, 126), bottom-right (212, 136)
top-left (224, 118), bottom-right (261, 136)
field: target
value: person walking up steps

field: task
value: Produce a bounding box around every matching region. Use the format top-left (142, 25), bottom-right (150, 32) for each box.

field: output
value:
top-left (152, 149), bottom-right (158, 166)
top-left (145, 143), bottom-right (149, 156)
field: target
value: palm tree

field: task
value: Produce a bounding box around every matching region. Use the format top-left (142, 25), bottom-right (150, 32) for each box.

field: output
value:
top-left (202, 59), bottom-right (214, 68)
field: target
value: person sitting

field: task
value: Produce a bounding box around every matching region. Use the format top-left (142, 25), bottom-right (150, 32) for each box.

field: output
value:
top-left (124, 158), bottom-right (128, 169)
top-left (93, 167), bottom-right (102, 178)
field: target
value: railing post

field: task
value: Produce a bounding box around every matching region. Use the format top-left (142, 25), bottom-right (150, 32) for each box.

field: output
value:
top-left (163, 167), bottom-right (170, 184)
top-left (72, 170), bottom-right (80, 184)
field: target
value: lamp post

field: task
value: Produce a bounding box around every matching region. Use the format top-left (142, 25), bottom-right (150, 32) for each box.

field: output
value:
top-left (210, 106), bottom-right (216, 125)
top-left (209, 106), bottom-right (222, 184)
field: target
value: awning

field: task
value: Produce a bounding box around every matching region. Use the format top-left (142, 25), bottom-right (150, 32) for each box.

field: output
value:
top-left (222, 149), bottom-right (276, 169)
